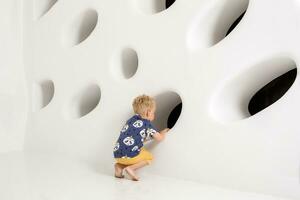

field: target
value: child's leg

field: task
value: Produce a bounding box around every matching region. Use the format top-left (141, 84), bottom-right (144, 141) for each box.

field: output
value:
top-left (114, 163), bottom-right (126, 178)
top-left (124, 160), bottom-right (151, 181)
top-left (116, 148), bottom-right (153, 181)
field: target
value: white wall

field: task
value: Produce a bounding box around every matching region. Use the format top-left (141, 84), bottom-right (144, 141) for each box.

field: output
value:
top-left (21, 0), bottom-right (300, 199)
top-left (0, 0), bottom-right (27, 153)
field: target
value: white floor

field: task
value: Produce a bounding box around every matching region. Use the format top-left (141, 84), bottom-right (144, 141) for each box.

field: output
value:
top-left (0, 152), bottom-right (292, 200)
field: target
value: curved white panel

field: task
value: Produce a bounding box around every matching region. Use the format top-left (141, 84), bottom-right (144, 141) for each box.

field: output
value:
top-left (0, 0), bottom-right (300, 199)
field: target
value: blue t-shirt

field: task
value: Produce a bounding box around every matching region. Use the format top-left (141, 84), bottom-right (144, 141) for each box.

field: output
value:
top-left (113, 114), bottom-right (158, 158)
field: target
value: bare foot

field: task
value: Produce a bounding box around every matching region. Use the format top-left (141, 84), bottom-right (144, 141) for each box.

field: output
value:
top-left (124, 167), bottom-right (139, 181)
top-left (114, 163), bottom-right (124, 178)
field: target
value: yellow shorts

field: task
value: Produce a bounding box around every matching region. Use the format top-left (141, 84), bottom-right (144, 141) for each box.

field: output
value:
top-left (115, 148), bottom-right (153, 165)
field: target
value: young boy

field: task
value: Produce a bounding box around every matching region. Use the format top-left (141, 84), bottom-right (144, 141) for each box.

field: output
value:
top-left (113, 94), bottom-right (169, 181)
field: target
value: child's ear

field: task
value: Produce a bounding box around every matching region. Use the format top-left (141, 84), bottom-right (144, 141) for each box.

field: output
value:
top-left (146, 109), bottom-right (151, 117)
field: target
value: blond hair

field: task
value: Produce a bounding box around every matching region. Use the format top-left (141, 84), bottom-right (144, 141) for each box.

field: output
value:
top-left (132, 94), bottom-right (155, 116)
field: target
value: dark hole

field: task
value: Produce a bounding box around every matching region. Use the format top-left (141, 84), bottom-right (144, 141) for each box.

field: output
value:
top-left (166, 0), bottom-right (176, 9)
top-left (248, 68), bottom-right (297, 116)
top-left (167, 103), bottom-right (182, 129)
top-left (226, 11), bottom-right (246, 36)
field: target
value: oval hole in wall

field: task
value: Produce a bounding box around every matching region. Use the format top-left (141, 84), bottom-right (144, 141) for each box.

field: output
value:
top-left (248, 68), bottom-right (297, 116)
top-left (136, 0), bottom-right (176, 14)
top-left (152, 91), bottom-right (182, 130)
top-left (121, 48), bottom-right (139, 79)
top-left (210, 58), bottom-right (297, 123)
top-left (34, 0), bottom-right (58, 19)
top-left (111, 48), bottom-right (139, 80)
top-left (32, 80), bottom-right (55, 112)
top-left (187, 0), bottom-right (249, 50)
top-left (62, 9), bottom-right (98, 47)
top-left (67, 84), bottom-right (101, 119)
top-left (226, 11), bottom-right (246, 36)
top-left (167, 102), bottom-right (182, 129)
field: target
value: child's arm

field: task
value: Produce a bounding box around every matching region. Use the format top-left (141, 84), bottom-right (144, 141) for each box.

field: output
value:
top-left (152, 128), bottom-right (170, 142)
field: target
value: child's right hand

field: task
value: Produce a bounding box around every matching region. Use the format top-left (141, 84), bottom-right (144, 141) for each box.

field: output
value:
top-left (153, 128), bottom-right (170, 142)
top-left (162, 128), bottom-right (170, 134)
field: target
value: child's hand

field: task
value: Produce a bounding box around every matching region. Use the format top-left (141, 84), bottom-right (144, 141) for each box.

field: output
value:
top-left (161, 128), bottom-right (170, 134)
top-left (153, 128), bottom-right (170, 142)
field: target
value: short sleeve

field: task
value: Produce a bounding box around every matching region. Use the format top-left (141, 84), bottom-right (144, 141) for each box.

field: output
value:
top-left (145, 121), bottom-right (158, 138)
